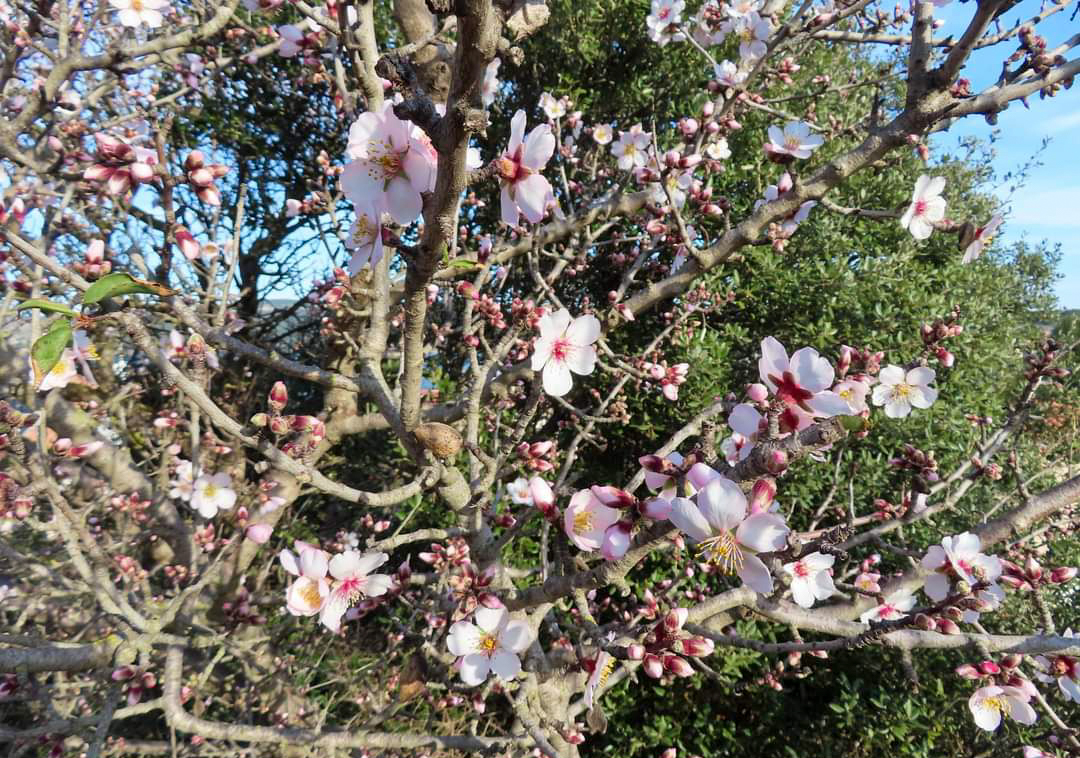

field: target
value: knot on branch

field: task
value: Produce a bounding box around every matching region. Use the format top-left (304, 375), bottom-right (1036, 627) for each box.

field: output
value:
top-left (376, 54), bottom-right (441, 135)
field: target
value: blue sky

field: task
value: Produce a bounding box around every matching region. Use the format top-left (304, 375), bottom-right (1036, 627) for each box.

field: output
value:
top-left (934, 1), bottom-right (1078, 308)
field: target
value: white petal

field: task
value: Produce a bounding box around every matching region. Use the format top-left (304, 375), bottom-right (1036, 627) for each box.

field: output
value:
top-left (447, 621), bottom-right (482, 656)
top-left (790, 347), bottom-right (833, 392)
top-left (474, 606), bottom-right (508, 635)
top-left (328, 551), bottom-right (361, 580)
top-left (790, 578), bottom-right (815, 608)
top-left (542, 360), bottom-right (573, 397)
top-left (459, 653), bottom-right (491, 686)
top-left (566, 314), bottom-right (601, 347)
top-left (923, 573), bottom-right (950, 602)
top-left (696, 477), bottom-right (747, 532)
top-left (489, 650), bottom-right (522, 680)
top-left (363, 573), bottom-right (393, 597)
top-left (563, 344), bottom-right (597, 376)
top-left (669, 497), bottom-right (713, 543)
top-left (738, 552), bottom-right (774, 594)
top-left (499, 620), bottom-right (533, 654)
top-left (736, 512), bottom-right (789, 553)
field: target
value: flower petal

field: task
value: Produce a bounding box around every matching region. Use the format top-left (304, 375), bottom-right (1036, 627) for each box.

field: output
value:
top-left (669, 497), bottom-right (712, 543)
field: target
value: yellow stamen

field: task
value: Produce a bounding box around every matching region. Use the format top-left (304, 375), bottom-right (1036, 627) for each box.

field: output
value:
top-left (697, 530), bottom-right (744, 574)
top-left (299, 582), bottom-right (323, 608)
top-left (573, 510), bottom-right (594, 535)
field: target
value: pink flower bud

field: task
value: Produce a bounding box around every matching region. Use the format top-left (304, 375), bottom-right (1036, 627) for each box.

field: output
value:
top-left (52, 438), bottom-right (73, 453)
top-left (245, 523), bottom-right (273, 543)
top-left (954, 663), bottom-right (981, 679)
top-left (130, 162), bottom-right (155, 182)
top-left (68, 441), bottom-right (105, 458)
top-left (1051, 567), bottom-right (1077, 583)
top-left (627, 643), bottom-right (645, 660)
top-left (641, 497), bottom-right (673, 521)
top-left (747, 383), bottom-right (769, 403)
top-left (601, 522), bottom-right (633, 560)
top-left (661, 749), bottom-right (677, 758)
top-left (914, 613), bottom-right (936, 631)
top-left (679, 118), bottom-right (699, 136)
top-left (268, 381), bottom-right (288, 412)
top-left (663, 654), bottom-right (694, 677)
top-left (765, 449), bottom-right (789, 475)
top-left (590, 485), bottom-right (636, 509)
top-left (937, 618), bottom-right (961, 635)
top-left (643, 654), bottom-right (664, 679)
top-left (188, 167), bottom-right (215, 188)
top-left (268, 415), bottom-right (291, 436)
top-left (1026, 556), bottom-right (1043, 581)
top-left (935, 347), bottom-right (955, 368)
top-left (977, 660), bottom-right (1001, 676)
top-left (681, 636), bottom-right (714, 657)
top-left (174, 226), bottom-right (200, 261)
top-left (184, 150), bottom-right (205, 171)
top-left (749, 477), bottom-right (776, 513)
top-left (662, 608), bottom-right (688, 635)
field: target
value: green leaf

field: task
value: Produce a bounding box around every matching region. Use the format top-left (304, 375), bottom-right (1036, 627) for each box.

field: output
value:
top-left (30, 319), bottom-right (73, 385)
top-left (838, 415), bottom-right (869, 433)
top-left (16, 299), bottom-right (78, 317)
top-left (82, 272), bottom-right (175, 305)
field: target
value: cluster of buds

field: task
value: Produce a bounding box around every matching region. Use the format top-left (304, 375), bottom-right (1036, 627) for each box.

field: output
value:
top-left (447, 561), bottom-right (499, 621)
top-left (183, 151), bottom-right (228, 206)
top-left (82, 133), bottom-right (157, 196)
top-left (835, 345), bottom-right (884, 379)
top-left (222, 584), bottom-right (267, 626)
top-left (999, 556), bottom-right (1076, 591)
top-left (969, 456), bottom-right (1003, 480)
top-left (72, 239), bottom-right (111, 279)
top-left (889, 444), bottom-right (939, 492)
top-left (643, 361), bottom-right (690, 402)
top-left (285, 195), bottom-right (324, 217)
top-left (0, 197), bottom-right (27, 227)
top-left (455, 281), bottom-right (509, 333)
top-left (418, 537), bottom-right (471, 571)
top-left (114, 554), bottom-right (148, 583)
top-left (1024, 338), bottom-right (1070, 383)
top-left (955, 656), bottom-right (1026, 685)
top-left (50, 438), bottom-right (104, 459)
top-left (920, 307), bottom-right (963, 367)
top-left (111, 666), bottom-right (157, 706)
top-left (0, 472), bottom-right (32, 520)
top-left (517, 439), bottom-right (556, 472)
top-left (628, 608), bottom-right (714, 680)
top-left (107, 492), bottom-right (152, 523)
top-left (1013, 25), bottom-right (1063, 76)
top-left (163, 564), bottom-right (191, 586)
top-left (251, 389), bottom-right (326, 458)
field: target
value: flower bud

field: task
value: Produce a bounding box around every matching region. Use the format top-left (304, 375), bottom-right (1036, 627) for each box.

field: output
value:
top-left (184, 150), bottom-right (205, 171)
top-left (1050, 567), bottom-right (1077, 583)
top-left (681, 636), bottom-right (714, 657)
top-left (626, 643), bottom-right (646, 660)
top-left (914, 613), bottom-right (936, 631)
top-left (937, 618), bottom-right (961, 635)
top-left (944, 606), bottom-right (964, 622)
top-left (188, 167), bottom-right (215, 188)
top-left (662, 608), bottom-right (689, 635)
top-left (268, 381), bottom-right (288, 412)
top-left (268, 415), bottom-right (292, 436)
top-left (935, 347), bottom-right (955, 368)
top-left (174, 226), bottom-right (200, 261)
top-left (749, 477), bottom-right (776, 513)
top-left (601, 522), bottom-right (632, 561)
top-left (663, 654), bottom-right (694, 677)
top-left (765, 449), bottom-right (789, 475)
top-left (643, 654), bottom-right (664, 678)
top-left (1025, 556), bottom-right (1043, 581)
top-left (747, 383), bottom-right (769, 403)
top-left (245, 523), bottom-right (273, 544)
top-left (977, 660), bottom-right (1001, 676)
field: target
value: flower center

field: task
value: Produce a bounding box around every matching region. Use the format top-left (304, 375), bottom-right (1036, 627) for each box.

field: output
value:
top-left (914, 199), bottom-right (928, 216)
top-left (203, 483), bottom-right (218, 498)
top-left (770, 370), bottom-right (814, 406)
top-left (793, 561), bottom-right (810, 578)
top-left (131, 0), bottom-right (144, 10)
top-left (478, 634), bottom-right (498, 655)
top-left (892, 383), bottom-right (912, 399)
top-left (551, 337), bottom-right (572, 363)
top-left (299, 581), bottom-right (324, 608)
top-left (367, 139), bottom-right (405, 181)
top-left (338, 576), bottom-right (365, 604)
top-left (697, 530), bottom-right (744, 574)
top-left (982, 695), bottom-right (1006, 713)
top-left (573, 510), bottom-right (594, 535)
top-left (597, 656), bottom-right (616, 687)
top-left (784, 136), bottom-right (801, 151)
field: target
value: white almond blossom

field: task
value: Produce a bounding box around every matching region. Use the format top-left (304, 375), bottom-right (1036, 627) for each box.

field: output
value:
top-left (969, 684), bottom-right (1037, 731)
top-left (531, 308), bottom-right (601, 397)
top-left (783, 552), bottom-right (836, 608)
top-left (900, 175), bottom-right (946, 240)
top-left (446, 606), bottom-right (533, 685)
top-left (191, 472), bottom-right (236, 519)
top-left (871, 365), bottom-right (938, 418)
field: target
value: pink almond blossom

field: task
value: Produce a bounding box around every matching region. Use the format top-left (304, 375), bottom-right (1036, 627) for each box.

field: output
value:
top-left (280, 541), bottom-right (331, 617)
top-left (109, 0), bottom-right (169, 28)
top-left (497, 110), bottom-right (557, 226)
top-left (342, 103), bottom-right (436, 225)
top-left (859, 589), bottom-right (916, 624)
top-left (759, 336), bottom-right (852, 431)
top-left (968, 684), bottom-right (1037, 731)
top-left (765, 121), bottom-right (824, 160)
top-left (962, 214), bottom-right (1003, 264)
top-left (669, 475), bottom-right (789, 593)
top-left (782, 551), bottom-right (836, 608)
top-left (564, 489), bottom-right (620, 551)
top-left (871, 365), bottom-right (937, 418)
top-left (320, 550), bottom-right (393, 632)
